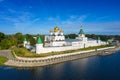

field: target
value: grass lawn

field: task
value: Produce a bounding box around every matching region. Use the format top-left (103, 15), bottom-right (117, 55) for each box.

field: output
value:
top-left (14, 45), bottom-right (110, 58)
top-left (0, 56), bottom-right (8, 66)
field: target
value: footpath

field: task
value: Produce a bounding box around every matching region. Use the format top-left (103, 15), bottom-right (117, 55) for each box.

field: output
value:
top-left (4, 46), bottom-right (120, 67)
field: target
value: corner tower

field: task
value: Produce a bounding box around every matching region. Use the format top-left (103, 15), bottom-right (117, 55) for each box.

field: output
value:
top-left (23, 37), bottom-right (27, 47)
top-left (97, 36), bottom-right (101, 45)
top-left (36, 37), bottom-right (43, 54)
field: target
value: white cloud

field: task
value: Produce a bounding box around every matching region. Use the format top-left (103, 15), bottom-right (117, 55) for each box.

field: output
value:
top-left (43, 15), bottom-right (120, 35)
top-left (40, 15), bottom-right (88, 34)
top-left (78, 15), bottom-right (87, 22)
top-left (32, 18), bottom-right (40, 23)
top-left (84, 21), bottom-right (120, 34)
top-left (1, 9), bottom-right (120, 35)
top-left (14, 22), bottom-right (31, 31)
top-left (0, 10), bottom-right (34, 32)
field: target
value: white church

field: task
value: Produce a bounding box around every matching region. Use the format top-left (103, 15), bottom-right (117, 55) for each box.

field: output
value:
top-left (24, 26), bottom-right (107, 54)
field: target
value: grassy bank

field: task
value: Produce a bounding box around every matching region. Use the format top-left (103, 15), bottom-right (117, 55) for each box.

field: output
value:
top-left (0, 56), bottom-right (8, 66)
top-left (14, 45), bottom-right (110, 58)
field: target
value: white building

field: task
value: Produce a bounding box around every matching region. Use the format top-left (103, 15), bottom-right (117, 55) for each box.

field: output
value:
top-left (24, 26), bottom-right (107, 54)
top-left (45, 26), bottom-right (66, 47)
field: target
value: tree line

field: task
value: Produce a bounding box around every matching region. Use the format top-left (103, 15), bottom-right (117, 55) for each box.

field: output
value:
top-left (0, 32), bottom-right (120, 50)
top-left (0, 32), bottom-right (44, 50)
top-left (65, 34), bottom-right (120, 41)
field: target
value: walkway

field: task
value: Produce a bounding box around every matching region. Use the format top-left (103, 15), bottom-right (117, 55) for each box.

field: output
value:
top-left (0, 50), bottom-right (13, 59)
top-left (5, 47), bottom-right (119, 67)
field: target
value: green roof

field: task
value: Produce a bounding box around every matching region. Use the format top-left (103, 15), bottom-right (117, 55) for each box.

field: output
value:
top-left (98, 36), bottom-right (101, 40)
top-left (24, 37), bottom-right (27, 41)
top-left (37, 37), bottom-right (42, 44)
top-left (79, 29), bottom-right (84, 34)
top-left (67, 36), bottom-right (70, 39)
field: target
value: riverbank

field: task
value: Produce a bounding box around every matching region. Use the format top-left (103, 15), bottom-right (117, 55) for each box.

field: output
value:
top-left (4, 46), bottom-right (120, 67)
top-left (14, 45), bottom-right (109, 58)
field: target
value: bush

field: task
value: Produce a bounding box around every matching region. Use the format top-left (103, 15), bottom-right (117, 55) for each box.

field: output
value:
top-left (0, 56), bottom-right (8, 65)
top-left (14, 48), bottom-right (26, 56)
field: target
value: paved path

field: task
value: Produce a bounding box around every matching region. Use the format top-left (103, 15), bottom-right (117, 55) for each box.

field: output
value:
top-left (5, 47), bottom-right (119, 67)
top-left (0, 50), bottom-right (12, 59)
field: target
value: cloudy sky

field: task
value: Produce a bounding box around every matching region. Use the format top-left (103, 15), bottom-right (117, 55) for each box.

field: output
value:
top-left (0, 0), bottom-right (120, 35)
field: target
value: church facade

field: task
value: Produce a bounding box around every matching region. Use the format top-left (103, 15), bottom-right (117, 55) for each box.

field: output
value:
top-left (24, 26), bottom-right (107, 54)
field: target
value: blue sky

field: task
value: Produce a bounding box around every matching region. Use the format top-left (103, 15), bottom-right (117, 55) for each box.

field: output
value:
top-left (0, 0), bottom-right (120, 35)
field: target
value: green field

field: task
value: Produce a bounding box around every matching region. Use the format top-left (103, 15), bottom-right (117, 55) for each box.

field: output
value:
top-left (0, 56), bottom-right (8, 65)
top-left (14, 45), bottom-right (110, 58)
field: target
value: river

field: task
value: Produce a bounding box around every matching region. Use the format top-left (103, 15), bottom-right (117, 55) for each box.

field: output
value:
top-left (0, 51), bottom-right (120, 80)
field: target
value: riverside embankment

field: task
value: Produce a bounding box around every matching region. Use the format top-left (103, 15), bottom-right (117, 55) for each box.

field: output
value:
top-left (4, 47), bottom-right (120, 67)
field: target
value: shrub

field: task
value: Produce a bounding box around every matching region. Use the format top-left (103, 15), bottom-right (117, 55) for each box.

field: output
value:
top-left (0, 56), bottom-right (8, 65)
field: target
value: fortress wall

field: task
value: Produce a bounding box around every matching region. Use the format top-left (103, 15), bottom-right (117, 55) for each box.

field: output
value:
top-left (37, 46), bottom-right (83, 54)
top-left (37, 42), bottom-right (106, 54)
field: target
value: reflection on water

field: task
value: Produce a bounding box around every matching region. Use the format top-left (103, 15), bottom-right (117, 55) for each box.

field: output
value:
top-left (0, 51), bottom-right (120, 80)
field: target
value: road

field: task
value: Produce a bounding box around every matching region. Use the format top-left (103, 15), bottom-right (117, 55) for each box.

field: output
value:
top-left (0, 50), bottom-right (12, 59)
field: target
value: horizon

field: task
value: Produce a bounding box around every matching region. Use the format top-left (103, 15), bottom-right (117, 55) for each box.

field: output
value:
top-left (2, 32), bottom-right (120, 36)
top-left (0, 0), bottom-right (120, 35)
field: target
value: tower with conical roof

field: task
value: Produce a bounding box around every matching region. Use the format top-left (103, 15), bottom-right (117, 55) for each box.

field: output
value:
top-left (78, 26), bottom-right (85, 37)
top-left (36, 37), bottom-right (43, 54)
top-left (97, 36), bottom-right (101, 45)
top-left (76, 26), bottom-right (86, 39)
top-left (23, 37), bottom-right (28, 47)
top-left (76, 26), bottom-right (88, 47)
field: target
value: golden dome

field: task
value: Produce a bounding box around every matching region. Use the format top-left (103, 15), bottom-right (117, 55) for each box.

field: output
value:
top-left (60, 29), bottom-right (64, 32)
top-left (54, 26), bottom-right (59, 32)
top-left (50, 30), bottom-right (53, 32)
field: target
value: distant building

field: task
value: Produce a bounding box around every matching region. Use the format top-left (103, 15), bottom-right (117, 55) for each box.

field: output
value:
top-left (24, 26), bottom-right (107, 54)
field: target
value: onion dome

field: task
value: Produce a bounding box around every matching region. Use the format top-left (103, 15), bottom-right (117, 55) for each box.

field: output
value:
top-left (54, 26), bottom-right (59, 32)
top-left (37, 37), bottom-right (42, 44)
top-left (50, 30), bottom-right (53, 32)
top-left (60, 29), bottom-right (64, 32)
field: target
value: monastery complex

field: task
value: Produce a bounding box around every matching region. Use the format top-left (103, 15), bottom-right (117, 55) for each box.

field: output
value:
top-left (24, 26), bottom-right (107, 54)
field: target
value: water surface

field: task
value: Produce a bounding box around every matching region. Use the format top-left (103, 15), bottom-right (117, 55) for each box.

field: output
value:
top-left (0, 51), bottom-right (120, 80)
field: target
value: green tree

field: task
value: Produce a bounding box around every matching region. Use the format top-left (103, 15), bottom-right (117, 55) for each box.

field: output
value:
top-left (0, 36), bottom-right (17, 49)
top-left (0, 32), bottom-right (5, 42)
top-left (25, 34), bottom-right (36, 45)
top-left (65, 34), bottom-right (77, 39)
top-left (14, 32), bottom-right (23, 45)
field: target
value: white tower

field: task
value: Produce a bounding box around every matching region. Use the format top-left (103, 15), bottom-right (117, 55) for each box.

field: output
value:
top-left (60, 29), bottom-right (64, 36)
top-left (78, 27), bottom-right (85, 38)
top-left (54, 32), bottom-right (58, 36)
top-left (50, 30), bottom-right (53, 35)
top-left (54, 26), bottom-right (59, 36)
top-left (23, 37), bottom-right (27, 47)
top-left (97, 36), bottom-right (101, 45)
top-left (36, 37), bottom-right (43, 54)
top-left (76, 26), bottom-right (87, 42)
